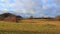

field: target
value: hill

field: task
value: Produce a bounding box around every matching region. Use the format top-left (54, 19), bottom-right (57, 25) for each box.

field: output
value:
top-left (0, 13), bottom-right (23, 22)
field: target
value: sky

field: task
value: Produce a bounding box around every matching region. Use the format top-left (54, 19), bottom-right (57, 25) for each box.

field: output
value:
top-left (0, 0), bottom-right (60, 18)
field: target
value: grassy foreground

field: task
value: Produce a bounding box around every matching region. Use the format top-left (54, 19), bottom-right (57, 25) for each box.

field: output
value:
top-left (0, 20), bottom-right (60, 34)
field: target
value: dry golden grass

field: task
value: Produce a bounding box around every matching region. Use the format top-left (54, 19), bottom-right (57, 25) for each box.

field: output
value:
top-left (0, 19), bottom-right (60, 34)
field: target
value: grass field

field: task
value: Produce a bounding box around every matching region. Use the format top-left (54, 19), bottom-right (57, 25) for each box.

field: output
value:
top-left (0, 19), bottom-right (60, 34)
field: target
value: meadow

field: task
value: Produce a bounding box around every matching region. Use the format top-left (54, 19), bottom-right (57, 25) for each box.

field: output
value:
top-left (0, 19), bottom-right (60, 34)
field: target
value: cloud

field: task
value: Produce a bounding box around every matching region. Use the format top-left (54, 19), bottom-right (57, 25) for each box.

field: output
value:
top-left (0, 0), bottom-right (60, 17)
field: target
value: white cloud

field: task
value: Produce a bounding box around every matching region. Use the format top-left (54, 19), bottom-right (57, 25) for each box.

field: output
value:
top-left (0, 0), bottom-right (10, 3)
top-left (0, 0), bottom-right (6, 2)
top-left (0, 9), bottom-right (9, 14)
top-left (21, 9), bottom-right (28, 14)
top-left (42, 0), bottom-right (48, 4)
top-left (0, 0), bottom-right (60, 17)
top-left (8, 3), bottom-right (15, 7)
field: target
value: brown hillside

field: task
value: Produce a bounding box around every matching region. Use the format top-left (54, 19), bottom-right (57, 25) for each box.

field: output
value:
top-left (0, 13), bottom-right (23, 22)
top-left (54, 16), bottom-right (60, 21)
top-left (0, 16), bottom-right (4, 20)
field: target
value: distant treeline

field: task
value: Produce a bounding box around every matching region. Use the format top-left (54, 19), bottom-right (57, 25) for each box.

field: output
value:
top-left (29, 16), bottom-right (60, 21)
top-left (0, 13), bottom-right (60, 23)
